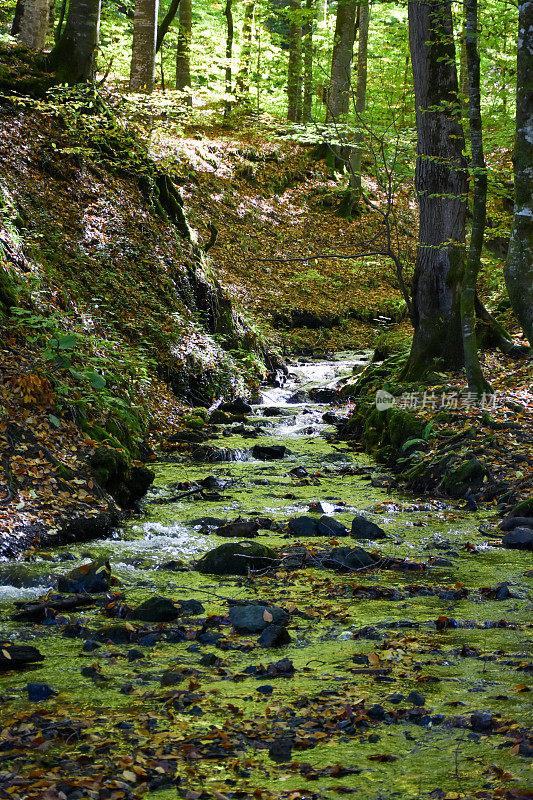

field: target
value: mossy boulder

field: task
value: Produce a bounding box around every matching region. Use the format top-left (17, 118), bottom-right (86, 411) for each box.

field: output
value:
top-left (509, 497), bottom-right (533, 517)
top-left (88, 446), bottom-right (154, 509)
top-left (56, 558), bottom-right (111, 593)
top-left (440, 458), bottom-right (487, 499)
top-left (0, 269), bottom-right (18, 313)
top-left (388, 409), bottom-right (425, 450)
top-left (196, 541), bottom-right (279, 575)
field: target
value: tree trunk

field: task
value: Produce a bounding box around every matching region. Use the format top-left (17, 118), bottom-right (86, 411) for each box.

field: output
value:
top-left (235, 0), bottom-right (255, 99)
top-left (504, 0), bottom-right (533, 347)
top-left (156, 0), bottom-right (180, 52)
top-left (461, 0), bottom-right (492, 394)
top-left (403, 0), bottom-right (468, 379)
top-left (46, 0), bottom-right (101, 83)
top-left (11, 0), bottom-right (50, 50)
top-left (129, 0), bottom-right (159, 93)
top-left (326, 0), bottom-right (358, 123)
top-left (54, 0), bottom-right (67, 42)
top-left (287, 0), bottom-right (303, 122)
top-left (48, 0), bottom-right (55, 38)
top-left (176, 0), bottom-right (192, 106)
top-left (224, 0), bottom-right (234, 115)
top-left (302, 0), bottom-right (315, 122)
top-left (349, 1), bottom-right (369, 189)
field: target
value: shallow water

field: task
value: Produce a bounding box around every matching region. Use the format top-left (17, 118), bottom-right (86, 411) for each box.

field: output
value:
top-left (1, 353), bottom-right (531, 800)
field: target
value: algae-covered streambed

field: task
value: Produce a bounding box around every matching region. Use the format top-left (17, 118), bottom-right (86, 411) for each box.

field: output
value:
top-left (0, 355), bottom-right (532, 800)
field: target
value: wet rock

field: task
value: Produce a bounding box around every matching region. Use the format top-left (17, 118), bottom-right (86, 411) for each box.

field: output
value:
top-left (308, 387), bottom-right (339, 403)
top-left (209, 409), bottom-right (232, 424)
top-left (441, 458), bottom-right (487, 499)
top-left (158, 559), bottom-right (188, 572)
top-left (500, 516), bottom-right (533, 531)
top-left (258, 625), bottom-right (292, 648)
top-left (508, 497), bottom-right (533, 517)
top-left (229, 604), bottom-right (288, 633)
top-left (262, 407), bottom-right (283, 416)
top-left (317, 516), bottom-right (349, 537)
top-left (82, 640), bottom-right (101, 652)
top-left (160, 670), bottom-right (187, 687)
top-left (214, 518), bottom-right (263, 538)
top-left (166, 430), bottom-right (207, 444)
top-left (268, 737), bottom-right (293, 762)
top-left (93, 625), bottom-right (132, 645)
top-left (323, 546), bottom-right (379, 571)
top-left (56, 558), bottom-right (111, 593)
top-left (195, 541), bottom-right (279, 575)
top-left (368, 704), bottom-right (386, 720)
top-left (89, 447), bottom-right (154, 509)
top-left (289, 466), bottom-right (309, 478)
top-left (127, 648), bottom-right (144, 662)
top-left (199, 653), bottom-right (223, 667)
top-left (407, 691), bottom-right (426, 706)
top-left (0, 643), bottom-right (44, 670)
top-left (471, 711), bottom-right (493, 731)
top-left (351, 515), bottom-right (387, 540)
top-left (26, 682), bottom-right (57, 701)
top-left (502, 528), bottom-right (533, 550)
top-left (431, 557), bottom-right (456, 567)
top-left (288, 516), bottom-right (318, 536)
top-left (131, 596), bottom-right (178, 622)
top-left (386, 693), bottom-right (405, 703)
top-left (322, 411), bottom-right (340, 424)
top-left (219, 398), bottom-right (253, 414)
top-left (287, 390), bottom-right (310, 404)
top-left (518, 742), bottom-right (533, 757)
top-left (175, 599), bottom-right (205, 616)
top-left (251, 444), bottom-right (286, 460)
top-left (139, 632), bottom-right (160, 647)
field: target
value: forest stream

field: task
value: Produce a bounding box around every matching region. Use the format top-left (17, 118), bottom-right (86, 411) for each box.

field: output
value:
top-left (0, 355), bottom-right (532, 800)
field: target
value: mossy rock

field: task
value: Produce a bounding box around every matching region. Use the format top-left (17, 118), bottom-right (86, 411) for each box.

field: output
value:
top-left (89, 447), bottom-right (129, 495)
top-left (0, 270), bottom-right (18, 312)
top-left (387, 409), bottom-right (425, 450)
top-left (196, 541), bottom-right (279, 575)
top-left (441, 458), bottom-right (487, 499)
top-left (509, 497), bottom-right (533, 517)
top-left (82, 422), bottom-right (124, 451)
top-left (210, 410), bottom-right (232, 424)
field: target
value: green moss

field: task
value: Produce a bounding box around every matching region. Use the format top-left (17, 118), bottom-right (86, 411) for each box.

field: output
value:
top-left (509, 497), bottom-right (533, 517)
top-left (0, 269), bottom-right (18, 312)
top-left (441, 458), bottom-right (487, 499)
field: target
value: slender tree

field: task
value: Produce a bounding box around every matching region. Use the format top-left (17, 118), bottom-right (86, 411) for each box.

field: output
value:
top-left (156, 0), bottom-right (180, 52)
top-left (235, 0), bottom-right (255, 99)
top-left (287, 0), bottom-right (303, 121)
top-left (302, 0), bottom-right (316, 122)
top-left (176, 0), bottom-right (192, 106)
top-left (402, 0), bottom-right (468, 378)
top-left (11, 0), bottom-right (50, 50)
top-left (224, 0), bottom-right (234, 115)
top-left (461, 0), bottom-right (492, 393)
top-left (46, 0), bottom-right (101, 83)
top-left (326, 0), bottom-right (358, 122)
top-left (504, 0), bottom-right (533, 346)
top-left (129, 0), bottom-right (159, 93)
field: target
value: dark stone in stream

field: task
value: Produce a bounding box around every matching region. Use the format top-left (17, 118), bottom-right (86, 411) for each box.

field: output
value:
top-left (82, 640), bottom-right (101, 652)
top-left (166, 430), bottom-right (207, 444)
top-left (93, 625), bottom-right (132, 645)
top-left (317, 516), bottom-right (349, 537)
top-left (252, 444), bottom-right (286, 460)
top-left (262, 407), bottom-right (283, 416)
top-left (351, 515), bottom-right (387, 540)
top-left (268, 737), bottom-right (293, 763)
top-left (229, 604), bottom-right (288, 633)
top-left (195, 541), bottom-right (279, 575)
top-left (287, 390), bottom-right (309, 404)
top-left (406, 691), bottom-right (426, 706)
top-left (160, 670), bottom-right (187, 687)
top-left (471, 711), bottom-right (493, 731)
top-left (128, 649), bottom-right (144, 662)
top-left (139, 632), bottom-right (161, 647)
top-left (289, 466), bottom-right (308, 477)
top-left (158, 560), bottom-right (188, 572)
top-left (131, 596), bottom-right (204, 622)
top-left (199, 653), bottom-right (223, 667)
top-left (219, 397), bottom-right (253, 414)
top-left (502, 527), bottom-right (533, 550)
top-left (323, 546), bottom-right (379, 571)
top-left (56, 558), bottom-right (111, 593)
top-left (367, 704), bottom-right (386, 721)
top-left (213, 518), bottom-right (269, 538)
top-left (288, 516), bottom-right (318, 536)
top-left (518, 743), bottom-right (533, 757)
top-left (386, 693), bottom-right (405, 703)
top-left (308, 387), bottom-right (339, 403)
top-left (322, 411), bottom-right (339, 424)
top-left (0, 643), bottom-right (44, 670)
top-left (500, 516), bottom-right (533, 531)
top-left (26, 682), bottom-right (58, 702)
top-left (258, 625), bottom-right (292, 648)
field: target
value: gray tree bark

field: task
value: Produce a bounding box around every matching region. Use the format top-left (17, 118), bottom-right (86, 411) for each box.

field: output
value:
top-left (461, 0), bottom-right (492, 394)
top-left (326, 0), bottom-right (358, 123)
top-left (176, 0), bottom-right (192, 106)
top-left (11, 0), bottom-right (50, 50)
top-left (129, 0), bottom-right (159, 93)
top-left (287, 0), bottom-right (303, 122)
top-left (235, 1), bottom-right (255, 98)
top-left (504, 0), bottom-right (533, 347)
top-left (403, 0), bottom-right (468, 379)
top-left (46, 0), bottom-right (101, 83)
top-left (302, 0), bottom-right (316, 122)
top-left (224, 0), bottom-right (234, 115)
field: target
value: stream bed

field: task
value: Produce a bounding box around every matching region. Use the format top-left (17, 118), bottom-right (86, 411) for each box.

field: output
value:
top-left (0, 354), bottom-right (532, 800)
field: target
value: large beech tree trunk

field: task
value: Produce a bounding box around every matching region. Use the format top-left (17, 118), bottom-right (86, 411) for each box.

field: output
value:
top-left (176, 0), bottom-right (192, 106)
top-left (46, 0), bottom-right (101, 83)
top-left (326, 0), bottom-right (358, 123)
top-left (461, 0), bottom-right (492, 394)
top-left (287, 0), bottom-right (303, 122)
top-left (403, 0), bottom-right (468, 378)
top-left (11, 0), bottom-right (50, 50)
top-left (235, 0), bottom-right (255, 99)
top-left (504, 0), bottom-right (533, 347)
top-left (129, 0), bottom-right (159, 93)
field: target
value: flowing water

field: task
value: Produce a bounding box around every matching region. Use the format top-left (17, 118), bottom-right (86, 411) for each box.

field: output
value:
top-left (0, 354), bottom-right (531, 799)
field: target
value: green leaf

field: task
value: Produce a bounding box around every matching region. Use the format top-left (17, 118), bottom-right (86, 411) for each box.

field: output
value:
top-left (57, 334), bottom-right (77, 350)
top-left (401, 438), bottom-right (426, 452)
top-left (48, 413), bottom-right (61, 427)
top-left (87, 371), bottom-right (106, 389)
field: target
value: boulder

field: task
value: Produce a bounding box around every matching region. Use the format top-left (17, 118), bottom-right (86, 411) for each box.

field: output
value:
top-left (251, 444), bottom-right (286, 460)
top-left (195, 541), bottom-right (279, 575)
top-left (258, 625), bottom-right (292, 648)
top-left (308, 387), bottom-right (339, 403)
top-left (508, 497), bottom-right (533, 517)
top-left (502, 528), bottom-right (533, 551)
top-left (441, 458), bottom-right (487, 499)
top-left (0, 644), bottom-right (44, 670)
top-left (93, 625), bottom-right (132, 645)
top-left (214, 519), bottom-right (262, 538)
top-left (131, 596), bottom-right (204, 622)
top-left (219, 398), bottom-right (253, 414)
top-left (89, 447), bottom-right (154, 509)
top-left (500, 516), bottom-right (533, 531)
top-left (229, 604), bottom-right (288, 633)
top-left (317, 516), bottom-right (349, 537)
top-left (26, 682), bottom-right (57, 701)
top-left (351, 515), bottom-right (387, 540)
top-left (287, 390), bottom-right (309, 404)
top-left (56, 558), bottom-right (111, 593)
top-left (288, 516), bottom-right (318, 536)
top-left (323, 546), bottom-right (379, 571)
top-left (262, 407), bottom-right (283, 417)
